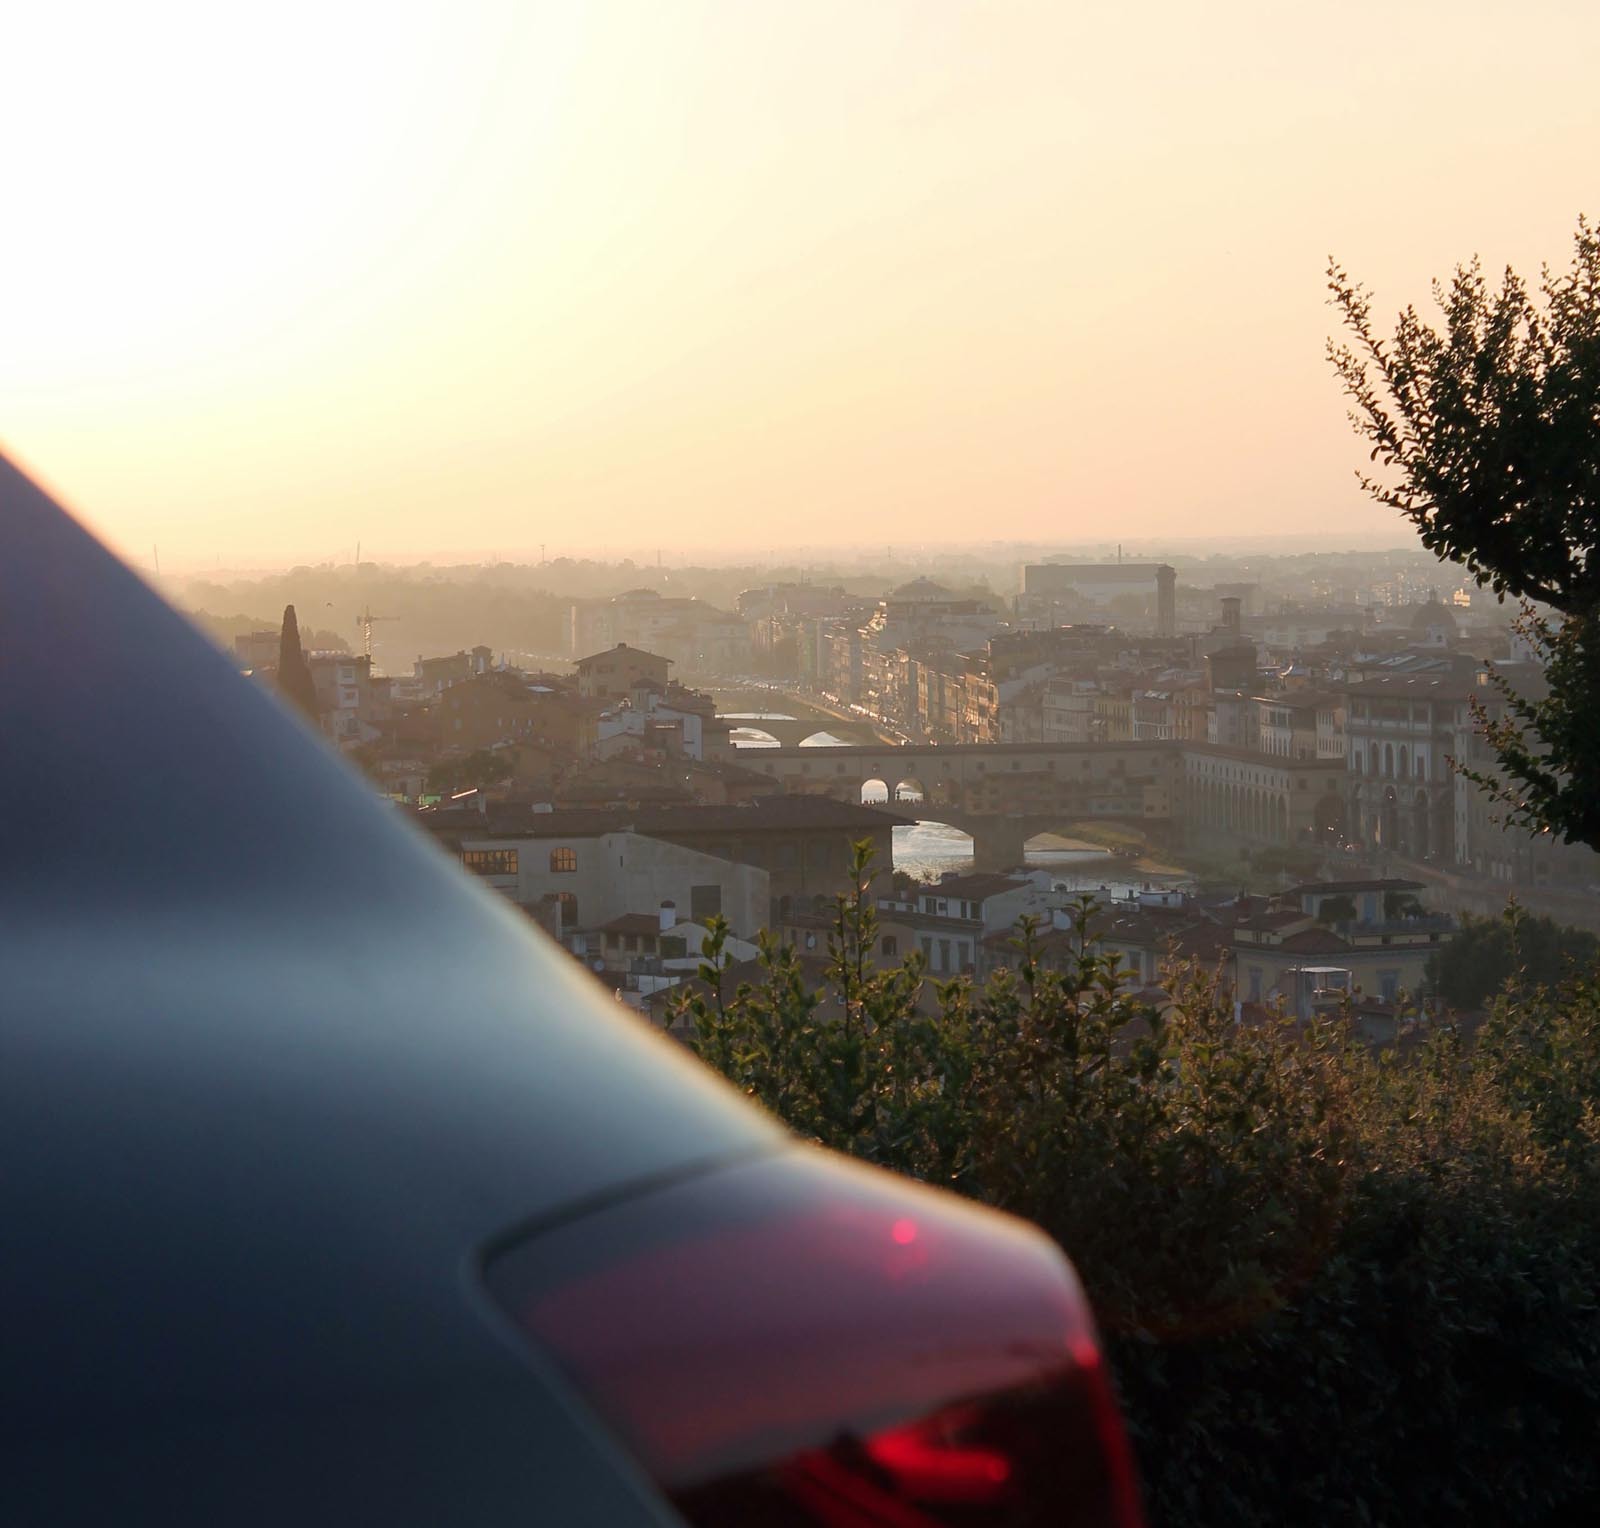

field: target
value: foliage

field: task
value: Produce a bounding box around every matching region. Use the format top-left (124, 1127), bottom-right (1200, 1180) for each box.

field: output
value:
top-left (677, 842), bottom-right (1600, 1528)
top-left (424, 748), bottom-right (514, 796)
top-left (1383, 890), bottom-right (1426, 920)
top-left (1427, 902), bottom-right (1600, 1010)
top-left (189, 608), bottom-right (349, 655)
top-left (1328, 217), bottom-right (1600, 847)
top-left (274, 604), bottom-right (321, 722)
top-left (1316, 893), bottom-right (1358, 925)
top-left (1471, 604), bottom-right (1600, 845)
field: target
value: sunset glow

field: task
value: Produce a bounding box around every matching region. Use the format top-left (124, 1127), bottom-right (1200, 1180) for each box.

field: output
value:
top-left (2, 0), bottom-right (1595, 566)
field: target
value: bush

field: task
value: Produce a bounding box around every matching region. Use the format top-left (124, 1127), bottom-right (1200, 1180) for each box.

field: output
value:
top-left (675, 845), bottom-right (1600, 1528)
top-left (1428, 904), bottom-right (1600, 1010)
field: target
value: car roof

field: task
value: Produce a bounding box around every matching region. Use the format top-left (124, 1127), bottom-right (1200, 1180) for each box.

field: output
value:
top-left (0, 452), bottom-right (781, 1523)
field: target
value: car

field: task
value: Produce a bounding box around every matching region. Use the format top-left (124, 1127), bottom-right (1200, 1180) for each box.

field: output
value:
top-left (0, 450), bottom-right (1143, 1527)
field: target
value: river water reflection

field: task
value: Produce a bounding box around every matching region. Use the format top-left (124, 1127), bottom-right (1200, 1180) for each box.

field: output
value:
top-left (731, 728), bottom-right (1181, 896)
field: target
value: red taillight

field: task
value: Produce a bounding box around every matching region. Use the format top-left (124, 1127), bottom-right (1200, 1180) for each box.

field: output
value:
top-left (484, 1149), bottom-right (1142, 1527)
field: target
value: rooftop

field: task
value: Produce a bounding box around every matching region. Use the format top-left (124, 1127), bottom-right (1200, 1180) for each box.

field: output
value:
top-left (924, 873), bottom-right (1030, 901)
top-left (421, 795), bottom-right (915, 841)
top-left (573, 642), bottom-right (671, 670)
top-left (1285, 878), bottom-right (1425, 897)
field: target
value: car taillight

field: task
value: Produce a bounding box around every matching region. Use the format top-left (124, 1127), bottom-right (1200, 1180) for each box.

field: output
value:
top-left (483, 1149), bottom-right (1143, 1527)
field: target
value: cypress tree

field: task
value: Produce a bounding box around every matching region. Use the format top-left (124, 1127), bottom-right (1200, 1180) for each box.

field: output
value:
top-left (276, 604), bottom-right (321, 722)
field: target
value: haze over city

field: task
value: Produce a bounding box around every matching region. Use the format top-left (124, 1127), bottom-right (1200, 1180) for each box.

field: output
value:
top-left (3, 0), bottom-right (1597, 568)
top-left (10, 2), bottom-right (1600, 1521)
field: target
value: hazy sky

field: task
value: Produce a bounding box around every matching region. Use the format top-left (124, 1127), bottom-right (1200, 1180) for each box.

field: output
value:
top-left (2, 1), bottom-right (1596, 569)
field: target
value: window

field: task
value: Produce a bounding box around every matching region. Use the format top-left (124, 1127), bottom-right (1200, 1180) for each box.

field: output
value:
top-left (691, 884), bottom-right (722, 921)
top-left (881, 935), bottom-right (898, 957)
top-left (463, 848), bottom-right (518, 877)
top-left (550, 847), bottom-right (577, 873)
top-left (553, 891), bottom-right (578, 929)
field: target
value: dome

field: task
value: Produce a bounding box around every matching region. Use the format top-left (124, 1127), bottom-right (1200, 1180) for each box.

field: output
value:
top-left (1409, 600), bottom-right (1457, 635)
top-left (890, 577), bottom-right (953, 600)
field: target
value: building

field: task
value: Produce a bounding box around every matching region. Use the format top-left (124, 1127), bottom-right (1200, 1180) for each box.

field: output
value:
top-left (1255, 691), bottom-right (1345, 761)
top-left (1344, 670), bottom-right (1469, 861)
top-left (413, 647), bottom-right (494, 696)
top-left (307, 652), bottom-right (388, 748)
top-left (1022, 563), bottom-right (1177, 637)
top-left (427, 817), bottom-right (771, 938)
top-left (424, 796), bottom-right (909, 926)
top-left (1231, 880), bottom-right (1452, 1010)
top-left (233, 630), bottom-right (280, 671)
top-left (573, 643), bottom-right (672, 700)
top-left (1450, 662), bottom-right (1600, 892)
top-left (569, 590), bottom-right (749, 679)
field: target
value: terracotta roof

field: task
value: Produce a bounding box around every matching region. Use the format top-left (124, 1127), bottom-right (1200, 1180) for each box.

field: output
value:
top-left (1277, 928), bottom-right (1353, 955)
top-left (922, 873), bottom-right (1030, 901)
top-left (1236, 909), bottom-right (1314, 933)
top-left (574, 643), bottom-right (671, 669)
top-left (1284, 878), bottom-right (1424, 896)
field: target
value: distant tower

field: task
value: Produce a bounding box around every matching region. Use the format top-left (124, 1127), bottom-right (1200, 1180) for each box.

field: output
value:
top-left (1156, 565), bottom-right (1177, 637)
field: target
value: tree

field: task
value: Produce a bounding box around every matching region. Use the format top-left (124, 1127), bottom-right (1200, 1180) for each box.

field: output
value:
top-left (425, 749), bottom-right (513, 796)
top-left (1328, 217), bottom-right (1600, 847)
top-left (1316, 893), bottom-right (1357, 925)
top-left (275, 604), bottom-right (320, 723)
top-left (1427, 903), bottom-right (1600, 1010)
top-left (679, 843), bottom-right (1600, 1527)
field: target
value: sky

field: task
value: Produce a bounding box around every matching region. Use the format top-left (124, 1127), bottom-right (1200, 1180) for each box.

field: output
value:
top-left (2, 0), bottom-right (1596, 571)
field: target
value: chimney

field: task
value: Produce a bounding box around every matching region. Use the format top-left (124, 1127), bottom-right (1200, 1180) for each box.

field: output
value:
top-left (658, 900), bottom-right (676, 933)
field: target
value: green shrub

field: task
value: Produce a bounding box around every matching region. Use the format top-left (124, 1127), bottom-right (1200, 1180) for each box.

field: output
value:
top-left (674, 844), bottom-right (1600, 1528)
top-left (1427, 905), bottom-right (1600, 1011)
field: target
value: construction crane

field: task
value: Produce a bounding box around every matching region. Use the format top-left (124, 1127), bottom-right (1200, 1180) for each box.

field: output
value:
top-left (356, 606), bottom-right (399, 662)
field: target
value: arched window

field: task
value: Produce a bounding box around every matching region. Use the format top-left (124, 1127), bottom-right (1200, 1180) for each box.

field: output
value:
top-left (550, 846), bottom-right (577, 873)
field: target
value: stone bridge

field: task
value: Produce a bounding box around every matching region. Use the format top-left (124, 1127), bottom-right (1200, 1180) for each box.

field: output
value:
top-left (738, 740), bottom-right (1351, 869)
top-left (709, 687), bottom-right (888, 749)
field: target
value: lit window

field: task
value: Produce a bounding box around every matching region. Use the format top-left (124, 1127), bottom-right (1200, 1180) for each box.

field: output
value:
top-left (463, 849), bottom-right (518, 877)
top-left (550, 847), bottom-right (577, 873)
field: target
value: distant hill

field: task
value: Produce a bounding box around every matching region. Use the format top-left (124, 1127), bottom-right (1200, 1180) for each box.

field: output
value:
top-left (187, 609), bottom-right (351, 655)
